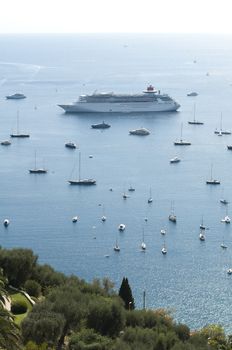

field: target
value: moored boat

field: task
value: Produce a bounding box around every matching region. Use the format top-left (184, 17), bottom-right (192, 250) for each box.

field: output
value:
top-left (58, 85), bottom-right (180, 113)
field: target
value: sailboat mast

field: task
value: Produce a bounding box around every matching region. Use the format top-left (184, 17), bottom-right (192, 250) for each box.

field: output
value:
top-left (194, 103), bottom-right (196, 122)
top-left (17, 110), bottom-right (19, 135)
top-left (34, 150), bottom-right (37, 169)
top-left (180, 123), bottom-right (183, 140)
top-left (79, 152), bottom-right (81, 181)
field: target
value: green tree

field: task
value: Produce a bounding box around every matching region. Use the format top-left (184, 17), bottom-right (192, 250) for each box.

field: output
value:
top-left (21, 301), bottom-right (64, 346)
top-left (87, 298), bottom-right (125, 337)
top-left (0, 248), bottom-right (37, 287)
top-left (118, 278), bottom-right (135, 310)
top-left (24, 280), bottom-right (41, 298)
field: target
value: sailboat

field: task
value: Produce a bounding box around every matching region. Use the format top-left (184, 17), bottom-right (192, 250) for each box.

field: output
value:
top-left (169, 201), bottom-right (176, 222)
top-left (114, 238), bottom-right (120, 252)
top-left (68, 152), bottom-right (96, 185)
top-left (101, 205), bottom-right (107, 222)
top-left (147, 188), bottom-right (153, 203)
top-left (10, 111), bottom-right (30, 138)
top-left (161, 241), bottom-right (167, 254)
top-left (214, 113), bottom-right (231, 135)
top-left (220, 189), bottom-right (229, 205)
top-left (174, 123), bottom-right (191, 145)
top-left (221, 237), bottom-right (228, 249)
top-left (206, 164), bottom-right (220, 185)
top-left (188, 103), bottom-right (204, 125)
top-left (200, 216), bottom-right (206, 230)
top-left (141, 229), bottom-right (146, 251)
top-left (221, 206), bottom-right (231, 223)
top-left (199, 229), bottom-right (205, 241)
top-left (29, 151), bottom-right (47, 174)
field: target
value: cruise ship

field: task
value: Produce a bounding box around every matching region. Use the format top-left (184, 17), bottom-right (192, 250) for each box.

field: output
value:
top-left (58, 85), bottom-right (180, 113)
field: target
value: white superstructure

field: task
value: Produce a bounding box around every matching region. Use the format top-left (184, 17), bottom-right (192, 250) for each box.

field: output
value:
top-left (58, 85), bottom-right (180, 113)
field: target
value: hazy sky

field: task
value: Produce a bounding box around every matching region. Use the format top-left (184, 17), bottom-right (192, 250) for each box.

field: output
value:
top-left (1, 0), bottom-right (232, 33)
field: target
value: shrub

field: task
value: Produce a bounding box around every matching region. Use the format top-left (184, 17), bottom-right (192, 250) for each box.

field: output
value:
top-left (25, 279), bottom-right (41, 298)
top-left (11, 300), bottom-right (28, 314)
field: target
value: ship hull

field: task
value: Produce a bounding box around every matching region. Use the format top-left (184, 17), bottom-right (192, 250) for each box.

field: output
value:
top-left (58, 101), bottom-right (180, 113)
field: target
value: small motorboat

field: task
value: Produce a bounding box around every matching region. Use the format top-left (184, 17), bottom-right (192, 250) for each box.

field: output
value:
top-left (118, 224), bottom-right (126, 231)
top-left (3, 219), bottom-right (10, 227)
top-left (101, 215), bottom-right (107, 222)
top-left (221, 243), bottom-right (228, 249)
top-left (221, 215), bottom-right (231, 224)
top-left (72, 216), bottom-right (79, 223)
top-left (123, 193), bottom-right (129, 199)
top-left (91, 121), bottom-right (111, 129)
top-left (220, 199), bottom-right (229, 205)
top-left (170, 156), bottom-right (181, 163)
top-left (227, 145), bottom-right (232, 150)
top-left (6, 93), bottom-right (26, 99)
top-left (227, 268), bottom-right (232, 275)
top-left (199, 232), bottom-right (205, 241)
top-left (160, 229), bottom-right (166, 235)
top-left (65, 142), bottom-right (77, 149)
top-left (141, 242), bottom-right (146, 251)
top-left (161, 245), bottom-right (167, 254)
top-left (128, 186), bottom-right (135, 192)
top-left (1, 140), bottom-right (11, 146)
top-left (169, 214), bottom-right (176, 223)
top-left (187, 92), bottom-right (198, 97)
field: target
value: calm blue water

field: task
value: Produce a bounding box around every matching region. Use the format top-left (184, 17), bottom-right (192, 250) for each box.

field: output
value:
top-left (1, 33), bottom-right (232, 331)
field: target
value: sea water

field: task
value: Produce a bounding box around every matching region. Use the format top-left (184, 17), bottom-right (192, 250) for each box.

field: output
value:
top-left (1, 33), bottom-right (232, 331)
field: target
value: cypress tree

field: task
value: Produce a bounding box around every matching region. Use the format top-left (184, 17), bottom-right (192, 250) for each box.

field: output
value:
top-left (118, 277), bottom-right (135, 310)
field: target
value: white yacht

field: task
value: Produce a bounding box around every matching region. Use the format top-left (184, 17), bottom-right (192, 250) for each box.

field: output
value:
top-left (58, 85), bottom-right (180, 113)
top-left (6, 93), bottom-right (26, 99)
top-left (160, 229), bottom-right (166, 235)
top-left (72, 216), bottom-right (79, 223)
top-left (170, 156), bottom-right (181, 163)
top-left (187, 92), bottom-right (198, 97)
top-left (129, 128), bottom-right (150, 136)
top-left (118, 224), bottom-right (126, 231)
top-left (227, 268), bottom-right (232, 275)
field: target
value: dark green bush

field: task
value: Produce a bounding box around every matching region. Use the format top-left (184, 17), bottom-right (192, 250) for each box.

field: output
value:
top-left (11, 300), bottom-right (28, 314)
top-left (24, 279), bottom-right (41, 297)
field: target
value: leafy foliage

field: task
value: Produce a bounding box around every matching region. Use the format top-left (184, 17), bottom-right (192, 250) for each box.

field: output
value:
top-left (0, 248), bottom-right (37, 287)
top-left (24, 280), bottom-right (41, 298)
